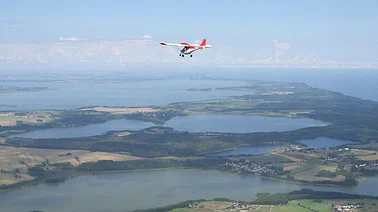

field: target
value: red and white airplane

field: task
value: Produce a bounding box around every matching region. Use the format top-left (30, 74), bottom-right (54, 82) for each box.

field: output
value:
top-left (160, 38), bottom-right (212, 57)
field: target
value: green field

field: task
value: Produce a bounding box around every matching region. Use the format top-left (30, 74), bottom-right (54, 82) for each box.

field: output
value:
top-left (290, 162), bottom-right (321, 175)
top-left (272, 200), bottom-right (331, 212)
top-left (169, 201), bottom-right (232, 212)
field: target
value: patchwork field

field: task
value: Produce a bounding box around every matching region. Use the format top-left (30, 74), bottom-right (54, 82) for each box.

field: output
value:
top-left (290, 162), bottom-right (344, 182)
top-left (0, 111), bottom-right (55, 126)
top-left (272, 152), bottom-right (305, 162)
top-left (283, 163), bottom-right (305, 171)
top-left (0, 146), bottom-right (142, 184)
top-left (271, 200), bottom-right (331, 212)
top-left (351, 149), bottom-right (378, 161)
top-left (0, 146), bottom-right (143, 169)
top-left (279, 152), bottom-right (319, 162)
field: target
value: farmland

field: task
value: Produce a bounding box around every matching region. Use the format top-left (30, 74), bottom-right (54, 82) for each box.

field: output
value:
top-left (0, 145), bottom-right (141, 185)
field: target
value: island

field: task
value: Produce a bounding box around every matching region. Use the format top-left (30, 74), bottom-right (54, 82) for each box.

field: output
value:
top-left (0, 85), bottom-right (57, 93)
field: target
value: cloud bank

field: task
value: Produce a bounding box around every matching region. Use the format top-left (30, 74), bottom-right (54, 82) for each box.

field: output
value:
top-left (142, 34), bottom-right (152, 39)
top-left (59, 36), bottom-right (88, 41)
top-left (0, 38), bottom-right (376, 70)
top-left (273, 40), bottom-right (291, 61)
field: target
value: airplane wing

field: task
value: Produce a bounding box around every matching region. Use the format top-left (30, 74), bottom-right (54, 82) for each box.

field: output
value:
top-left (160, 42), bottom-right (189, 47)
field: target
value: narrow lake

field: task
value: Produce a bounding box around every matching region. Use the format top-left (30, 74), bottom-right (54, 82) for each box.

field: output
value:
top-left (0, 170), bottom-right (377, 212)
top-left (9, 119), bottom-right (154, 139)
top-left (164, 115), bottom-right (326, 133)
top-left (208, 146), bottom-right (278, 156)
top-left (208, 137), bottom-right (358, 156)
top-left (10, 115), bottom-right (326, 139)
top-left (297, 137), bottom-right (358, 149)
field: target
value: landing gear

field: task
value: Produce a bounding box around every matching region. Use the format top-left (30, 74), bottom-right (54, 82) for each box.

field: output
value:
top-left (190, 55), bottom-right (193, 57)
top-left (182, 55), bottom-right (184, 57)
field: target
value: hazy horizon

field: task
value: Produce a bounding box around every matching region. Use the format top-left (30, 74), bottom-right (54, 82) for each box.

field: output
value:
top-left (1, 1), bottom-right (378, 70)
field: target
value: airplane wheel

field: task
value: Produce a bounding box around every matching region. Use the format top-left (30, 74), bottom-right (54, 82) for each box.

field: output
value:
top-left (182, 55), bottom-right (184, 57)
top-left (190, 55), bottom-right (193, 57)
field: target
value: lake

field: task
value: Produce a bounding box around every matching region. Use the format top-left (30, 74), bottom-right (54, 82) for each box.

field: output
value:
top-left (10, 115), bottom-right (326, 139)
top-left (9, 119), bottom-right (154, 139)
top-left (207, 146), bottom-right (278, 156)
top-left (0, 170), bottom-right (377, 212)
top-left (164, 115), bottom-right (326, 133)
top-left (208, 137), bottom-right (358, 156)
top-left (297, 137), bottom-right (357, 149)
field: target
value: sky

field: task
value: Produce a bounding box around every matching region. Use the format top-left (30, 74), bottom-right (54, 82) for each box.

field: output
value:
top-left (1, 0), bottom-right (378, 70)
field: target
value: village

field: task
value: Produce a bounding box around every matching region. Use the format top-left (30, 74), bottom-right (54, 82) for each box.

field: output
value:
top-left (184, 201), bottom-right (369, 212)
top-left (222, 160), bottom-right (281, 175)
top-left (333, 203), bottom-right (363, 212)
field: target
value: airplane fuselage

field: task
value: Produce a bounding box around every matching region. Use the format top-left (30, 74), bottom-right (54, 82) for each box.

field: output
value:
top-left (180, 45), bottom-right (211, 55)
top-left (181, 47), bottom-right (197, 55)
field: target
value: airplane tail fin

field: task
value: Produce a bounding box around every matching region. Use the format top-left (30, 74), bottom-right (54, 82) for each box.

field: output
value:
top-left (200, 39), bottom-right (206, 46)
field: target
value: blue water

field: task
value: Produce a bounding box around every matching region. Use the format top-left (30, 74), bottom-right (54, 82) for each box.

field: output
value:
top-left (10, 119), bottom-right (154, 139)
top-left (164, 114), bottom-right (326, 133)
top-left (10, 115), bottom-right (326, 139)
top-left (297, 137), bottom-right (357, 149)
top-left (208, 146), bottom-right (278, 156)
top-left (1, 69), bottom-right (377, 111)
top-left (208, 137), bottom-right (357, 156)
top-left (0, 79), bottom-right (249, 111)
top-left (0, 170), bottom-right (377, 212)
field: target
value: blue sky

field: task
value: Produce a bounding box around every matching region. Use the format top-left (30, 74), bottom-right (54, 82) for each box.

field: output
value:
top-left (1, 0), bottom-right (378, 69)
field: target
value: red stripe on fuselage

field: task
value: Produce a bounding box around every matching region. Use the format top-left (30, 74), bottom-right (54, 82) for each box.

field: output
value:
top-left (180, 42), bottom-right (196, 49)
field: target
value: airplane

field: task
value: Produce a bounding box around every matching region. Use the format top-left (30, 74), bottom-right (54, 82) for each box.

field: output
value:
top-left (160, 38), bottom-right (212, 57)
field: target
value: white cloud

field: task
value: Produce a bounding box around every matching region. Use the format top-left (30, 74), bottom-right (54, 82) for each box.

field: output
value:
top-left (142, 34), bottom-right (152, 39)
top-left (58, 36), bottom-right (87, 41)
top-left (292, 52), bottom-right (317, 63)
top-left (273, 40), bottom-right (291, 51)
top-left (273, 40), bottom-right (291, 62)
